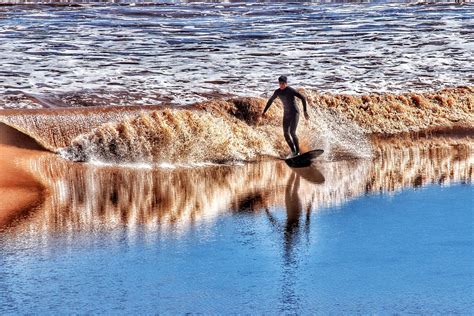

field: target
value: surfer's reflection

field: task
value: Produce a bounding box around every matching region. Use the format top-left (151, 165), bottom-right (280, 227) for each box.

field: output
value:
top-left (265, 166), bottom-right (325, 312)
top-left (265, 166), bottom-right (325, 254)
top-left (283, 172), bottom-right (304, 258)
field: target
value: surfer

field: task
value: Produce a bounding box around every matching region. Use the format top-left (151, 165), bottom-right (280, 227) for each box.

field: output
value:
top-left (261, 76), bottom-right (309, 157)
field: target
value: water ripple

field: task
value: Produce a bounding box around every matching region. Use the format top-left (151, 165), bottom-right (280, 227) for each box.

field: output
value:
top-left (0, 2), bottom-right (473, 108)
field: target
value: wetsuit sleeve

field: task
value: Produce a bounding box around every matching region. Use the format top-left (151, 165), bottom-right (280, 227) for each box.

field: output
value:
top-left (263, 90), bottom-right (278, 114)
top-left (294, 89), bottom-right (308, 113)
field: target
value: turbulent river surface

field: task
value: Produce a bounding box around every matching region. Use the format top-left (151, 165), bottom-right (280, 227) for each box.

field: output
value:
top-left (0, 0), bottom-right (473, 108)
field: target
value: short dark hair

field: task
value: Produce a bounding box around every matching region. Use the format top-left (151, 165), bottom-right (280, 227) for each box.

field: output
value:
top-left (278, 76), bottom-right (287, 83)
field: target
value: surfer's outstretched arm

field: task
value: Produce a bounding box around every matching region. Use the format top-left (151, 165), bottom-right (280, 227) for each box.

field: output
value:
top-left (263, 90), bottom-right (278, 115)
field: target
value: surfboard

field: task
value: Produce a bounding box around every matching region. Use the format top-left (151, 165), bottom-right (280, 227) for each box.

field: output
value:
top-left (283, 149), bottom-right (324, 168)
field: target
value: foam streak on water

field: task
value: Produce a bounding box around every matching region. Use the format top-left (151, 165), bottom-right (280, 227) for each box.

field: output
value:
top-left (0, 1), bottom-right (473, 108)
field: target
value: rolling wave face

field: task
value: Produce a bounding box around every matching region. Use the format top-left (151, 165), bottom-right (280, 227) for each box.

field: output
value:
top-left (51, 87), bottom-right (474, 164)
top-left (60, 109), bottom-right (280, 163)
top-left (1, 88), bottom-right (471, 165)
top-left (58, 97), bottom-right (373, 164)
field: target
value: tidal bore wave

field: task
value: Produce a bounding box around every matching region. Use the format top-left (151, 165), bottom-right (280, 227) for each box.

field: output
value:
top-left (0, 87), bottom-right (472, 165)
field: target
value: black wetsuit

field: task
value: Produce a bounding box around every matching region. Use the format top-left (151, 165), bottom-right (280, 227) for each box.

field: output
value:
top-left (263, 86), bottom-right (307, 154)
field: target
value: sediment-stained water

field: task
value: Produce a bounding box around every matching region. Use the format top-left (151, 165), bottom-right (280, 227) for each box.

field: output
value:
top-left (0, 140), bottom-right (472, 313)
top-left (0, 87), bottom-right (472, 164)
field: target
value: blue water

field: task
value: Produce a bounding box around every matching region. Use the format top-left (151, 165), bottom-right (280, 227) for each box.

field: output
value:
top-left (0, 184), bottom-right (472, 314)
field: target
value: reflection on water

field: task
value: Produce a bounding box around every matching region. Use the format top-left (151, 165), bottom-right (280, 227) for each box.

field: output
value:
top-left (0, 138), bottom-right (472, 313)
top-left (1, 138), bottom-right (471, 236)
top-left (273, 172), bottom-right (313, 312)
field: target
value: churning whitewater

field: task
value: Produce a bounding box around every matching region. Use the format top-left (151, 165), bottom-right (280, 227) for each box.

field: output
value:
top-left (0, 2), bottom-right (473, 109)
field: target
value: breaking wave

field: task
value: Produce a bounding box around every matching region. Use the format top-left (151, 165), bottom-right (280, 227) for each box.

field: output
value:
top-left (61, 109), bottom-right (280, 163)
top-left (0, 87), bottom-right (472, 165)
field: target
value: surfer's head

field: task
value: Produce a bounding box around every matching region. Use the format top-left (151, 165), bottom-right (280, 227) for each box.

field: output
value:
top-left (278, 76), bottom-right (288, 89)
